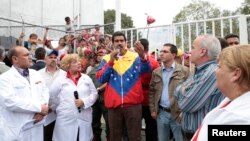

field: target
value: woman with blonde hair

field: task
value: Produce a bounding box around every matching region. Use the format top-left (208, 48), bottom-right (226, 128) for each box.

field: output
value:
top-left (49, 54), bottom-right (98, 141)
top-left (191, 45), bottom-right (250, 141)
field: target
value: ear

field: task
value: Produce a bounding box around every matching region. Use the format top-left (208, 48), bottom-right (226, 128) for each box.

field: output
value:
top-left (231, 68), bottom-right (242, 82)
top-left (12, 56), bottom-right (18, 63)
top-left (200, 48), bottom-right (207, 57)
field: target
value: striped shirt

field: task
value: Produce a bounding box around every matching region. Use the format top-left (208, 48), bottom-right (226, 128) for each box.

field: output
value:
top-left (174, 60), bottom-right (225, 133)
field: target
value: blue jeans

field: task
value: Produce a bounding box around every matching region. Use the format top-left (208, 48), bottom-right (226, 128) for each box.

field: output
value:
top-left (157, 109), bottom-right (183, 141)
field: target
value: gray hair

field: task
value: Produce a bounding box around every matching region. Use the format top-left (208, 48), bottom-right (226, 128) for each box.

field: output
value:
top-left (0, 46), bottom-right (5, 59)
top-left (199, 35), bottom-right (221, 61)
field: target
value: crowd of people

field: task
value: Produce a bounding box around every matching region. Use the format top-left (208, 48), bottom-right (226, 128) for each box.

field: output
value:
top-left (0, 18), bottom-right (250, 141)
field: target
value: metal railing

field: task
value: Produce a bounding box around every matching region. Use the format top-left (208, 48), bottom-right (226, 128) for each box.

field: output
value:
top-left (121, 14), bottom-right (250, 53)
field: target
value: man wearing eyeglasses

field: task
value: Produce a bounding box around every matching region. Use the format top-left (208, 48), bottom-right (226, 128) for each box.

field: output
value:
top-left (224, 33), bottom-right (240, 46)
top-left (149, 43), bottom-right (190, 141)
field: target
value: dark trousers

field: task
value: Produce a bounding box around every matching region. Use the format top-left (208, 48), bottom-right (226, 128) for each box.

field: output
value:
top-left (183, 131), bottom-right (194, 141)
top-left (44, 121), bottom-right (55, 141)
top-left (92, 101), bottom-right (109, 141)
top-left (108, 104), bottom-right (142, 141)
top-left (142, 106), bottom-right (158, 141)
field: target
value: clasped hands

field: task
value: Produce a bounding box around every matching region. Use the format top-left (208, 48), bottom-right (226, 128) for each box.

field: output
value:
top-left (33, 103), bottom-right (50, 124)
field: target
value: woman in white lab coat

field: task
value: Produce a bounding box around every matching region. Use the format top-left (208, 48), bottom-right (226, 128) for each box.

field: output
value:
top-left (191, 45), bottom-right (250, 141)
top-left (49, 54), bottom-right (98, 141)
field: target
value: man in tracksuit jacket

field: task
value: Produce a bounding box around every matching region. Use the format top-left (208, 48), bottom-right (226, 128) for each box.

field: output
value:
top-left (96, 31), bottom-right (151, 141)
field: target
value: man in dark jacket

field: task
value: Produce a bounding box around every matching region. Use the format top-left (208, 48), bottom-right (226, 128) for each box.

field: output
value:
top-left (30, 47), bottom-right (46, 70)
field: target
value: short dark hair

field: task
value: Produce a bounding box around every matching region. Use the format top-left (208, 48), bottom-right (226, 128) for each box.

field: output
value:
top-left (163, 43), bottom-right (178, 55)
top-left (111, 31), bottom-right (127, 43)
top-left (65, 17), bottom-right (70, 22)
top-left (224, 33), bottom-right (239, 40)
top-left (139, 38), bottom-right (149, 52)
top-left (29, 33), bottom-right (38, 39)
top-left (35, 47), bottom-right (46, 60)
top-left (217, 37), bottom-right (229, 50)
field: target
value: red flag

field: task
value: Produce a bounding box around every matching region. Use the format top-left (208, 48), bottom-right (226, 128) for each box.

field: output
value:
top-left (147, 15), bottom-right (155, 25)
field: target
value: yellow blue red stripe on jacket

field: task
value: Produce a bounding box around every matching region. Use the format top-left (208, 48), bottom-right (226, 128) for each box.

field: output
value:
top-left (96, 50), bottom-right (152, 108)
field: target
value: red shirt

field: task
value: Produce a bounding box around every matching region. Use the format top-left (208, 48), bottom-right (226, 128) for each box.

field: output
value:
top-left (141, 54), bottom-right (160, 106)
top-left (66, 71), bottom-right (81, 85)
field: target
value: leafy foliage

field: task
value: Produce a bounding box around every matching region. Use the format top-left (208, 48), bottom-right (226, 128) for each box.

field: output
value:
top-left (172, 0), bottom-right (241, 50)
top-left (104, 9), bottom-right (134, 34)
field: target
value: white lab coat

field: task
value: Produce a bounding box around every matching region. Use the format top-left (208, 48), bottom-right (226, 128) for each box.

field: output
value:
top-left (49, 73), bottom-right (98, 141)
top-left (0, 66), bottom-right (49, 141)
top-left (39, 68), bottom-right (66, 125)
top-left (192, 91), bottom-right (250, 141)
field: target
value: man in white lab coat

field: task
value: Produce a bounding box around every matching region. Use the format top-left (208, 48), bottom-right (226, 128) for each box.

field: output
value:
top-left (0, 46), bottom-right (49, 141)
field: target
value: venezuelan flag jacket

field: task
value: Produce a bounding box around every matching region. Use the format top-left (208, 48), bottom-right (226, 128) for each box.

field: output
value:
top-left (96, 50), bottom-right (151, 108)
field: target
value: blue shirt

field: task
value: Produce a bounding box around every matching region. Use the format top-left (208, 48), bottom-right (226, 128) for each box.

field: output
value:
top-left (174, 61), bottom-right (225, 133)
top-left (159, 62), bottom-right (175, 108)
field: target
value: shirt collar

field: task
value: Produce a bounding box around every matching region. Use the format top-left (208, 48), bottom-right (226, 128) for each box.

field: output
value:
top-left (14, 66), bottom-right (29, 77)
top-left (162, 62), bottom-right (175, 71)
top-left (45, 66), bottom-right (59, 73)
top-left (36, 60), bottom-right (46, 63)
top-left (195, 60), bottom-right (216, 73)
top-left (66, 71), bottom-right (82, 85)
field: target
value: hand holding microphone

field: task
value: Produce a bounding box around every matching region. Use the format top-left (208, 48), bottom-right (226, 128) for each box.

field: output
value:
top-left (116, 48), bottom-right (120, 60)
top-left (110, 44), bottom-right (122, 62)
top-left (74, 91), bottom-right (82, 113)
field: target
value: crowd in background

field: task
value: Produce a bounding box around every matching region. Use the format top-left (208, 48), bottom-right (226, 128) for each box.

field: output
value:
top-left (1, 15), bottom-right (250, 141)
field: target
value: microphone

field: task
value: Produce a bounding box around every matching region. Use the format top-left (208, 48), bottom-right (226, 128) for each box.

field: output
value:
top-left (74, 91), bottom-right (81, 113)
top-left (116, 48), bottom-right (120, 58)
top-left (116, 44), bottom-right (122, 59)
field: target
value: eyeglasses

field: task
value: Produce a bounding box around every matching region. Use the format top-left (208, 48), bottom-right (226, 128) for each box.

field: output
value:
top-left (228, 42), bottom-right (239, 45)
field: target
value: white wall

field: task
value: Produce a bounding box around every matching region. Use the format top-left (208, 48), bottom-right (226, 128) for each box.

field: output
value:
top-left (0, 0), bottom-right (104, 26)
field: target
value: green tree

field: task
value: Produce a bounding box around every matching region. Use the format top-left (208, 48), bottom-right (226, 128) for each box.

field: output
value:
top-left (173, 0), bottom-right (221, 23)
top-left (238, 0), bottom-right (250, 14)
top-left (173, 0), bottom-right (236, 50)
top-left (104, 9), bottom-right (134, 35)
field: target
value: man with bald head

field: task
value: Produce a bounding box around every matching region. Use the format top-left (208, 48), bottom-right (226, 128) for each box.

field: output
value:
top-left (174, 35), bottom-right (225, 140)
top-left (0, 46), bottom-right (49, 141)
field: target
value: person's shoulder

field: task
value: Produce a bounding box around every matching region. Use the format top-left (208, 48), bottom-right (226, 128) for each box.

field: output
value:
top-left (180, 64), bottom-right (189, 71)
top-left (38, 67), bottom-right (46, 72)
top-left (29, 68), bottom-right (39, 74)
top-left (102, 54), bottom-right (110, 61)
top-left (126, 50), bottom-right (138, 58)
top-left (58, 69), bottom-right (66, 75)
top-left (0, 64), bottom-right (10, 73)
top-left (0, 69), bottom-right (10, 79)
top-left (1, 66), bottom-right (13, 76)
top-left (175, 63), bottom-right (188, 72)
top-left (148, 57), bottom-right (160, 67)
top-left (53, 71), bottom-right (67, 81)
top-left (152, 66), bottom-right (162, 73)
top-left (80, 73), bottom-right (92, 81)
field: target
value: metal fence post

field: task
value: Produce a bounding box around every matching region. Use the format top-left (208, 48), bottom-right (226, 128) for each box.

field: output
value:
top-left (239, 15), bottom-right (248, 44)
